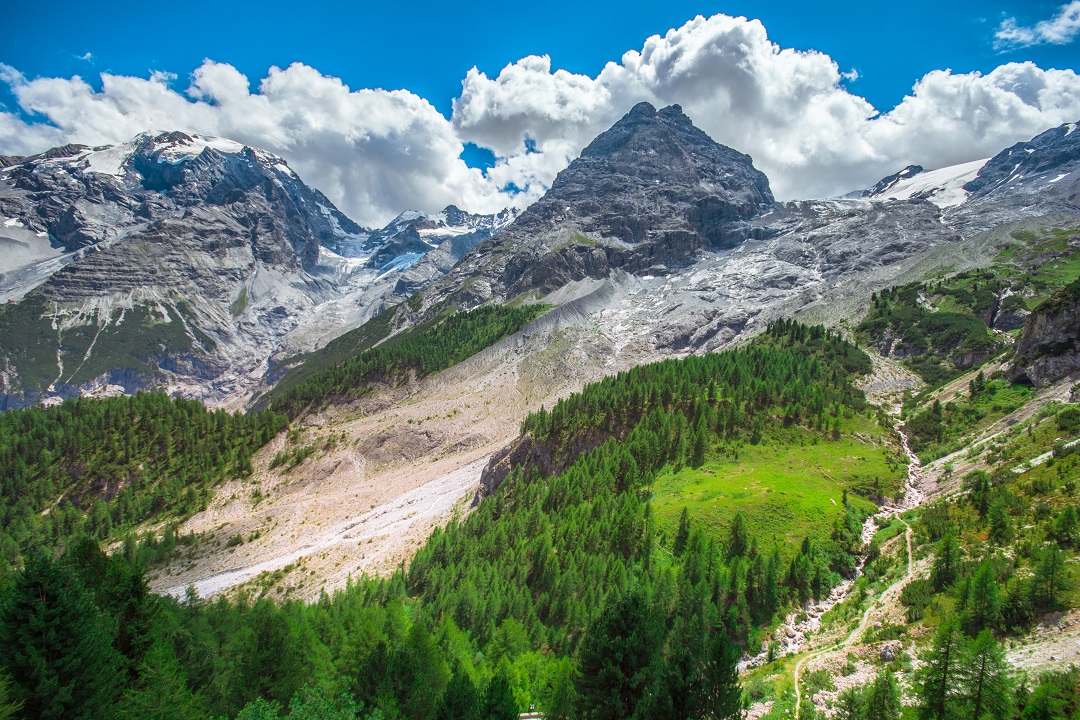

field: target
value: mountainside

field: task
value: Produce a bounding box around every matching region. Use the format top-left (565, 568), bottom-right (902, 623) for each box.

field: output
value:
top-left (0, 133), bottom-right (511, 409)
top-left (380, 113), bottom-right (1080, 376)
top-left (3, 105), bottom-right (1080, 720)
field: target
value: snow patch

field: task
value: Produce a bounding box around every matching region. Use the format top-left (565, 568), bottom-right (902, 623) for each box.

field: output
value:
top-left (1050, 173), bottom-right (1071, 184)
top-left (84, 143), bottom-right (135, 176)
top-left (868, 158), bottom-right (989, 208)
top-left (154, 134), bottom-right (245, 162)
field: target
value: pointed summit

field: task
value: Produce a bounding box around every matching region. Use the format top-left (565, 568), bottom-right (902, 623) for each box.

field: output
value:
top-left (415, 103), bottom-right (777, 307)
top-left (549, 103), bottom-right (774, 224)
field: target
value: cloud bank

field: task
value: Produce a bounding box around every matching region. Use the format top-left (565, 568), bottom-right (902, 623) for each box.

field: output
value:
top-left (996, 1), bottom-right (1080, 49)
top-left (3, 13), bottom-right (1080, 226)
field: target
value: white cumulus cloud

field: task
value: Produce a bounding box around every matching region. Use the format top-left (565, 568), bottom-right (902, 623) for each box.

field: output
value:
top-left (0, 61), bottom-right (506, 227)
top-left (996, 1), bottom-right (1080, 49)
top-left (2, 13), bottom-right (1080, 224)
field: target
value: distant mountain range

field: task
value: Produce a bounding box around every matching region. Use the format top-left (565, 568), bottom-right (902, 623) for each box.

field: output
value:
top-left (1, 110), bottom-right (1077, 410)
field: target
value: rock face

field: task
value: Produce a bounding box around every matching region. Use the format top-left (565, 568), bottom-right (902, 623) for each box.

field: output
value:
top-left (398, 115), bottom-right (1080, 375)
top-left (966, 123), bottom-right (1080, 199)
top-left (417, 103), bottom-right (775, 309)
top-left (857, 165), bottom-right (925, 198)
top-left (1011, 281), bottom-right (1080, 387)
top-left (0, 133), bottom-right (512, 408)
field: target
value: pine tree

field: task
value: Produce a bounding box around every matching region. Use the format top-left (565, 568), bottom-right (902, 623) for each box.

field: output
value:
top-left (931, 534), bottom-right (961, 591)
top-left (958, 630), bottom-right (1012, 720)
top-left (481, 672), bottom-right (519, 720)
top-left (917, 616), bottom-right (963, 720)
top-left (727, 512), bottom-right (752, 560)
top-left (865, 667), bottom-right (901, 720)
top-left (964, 561), bottom-right (1000, 635)
top-left (575, 590), bottom-right (662, 720)
top-left (1052, 506), bottom-right (1078, 546)
top-left (691, 628), bottom-right (744, 719)
top-left (438, 673), bottom-right (480, 720)
top-left (0, 553), bottom-right (125, 720)
top-left (118, 638), bottom-right (206, 720)
top-left (1032, 544), bottom-right (1070, 608)
top-left (987, 498), bottom-right (1013, 545)
top-left (674, 508), bottom-right (691, 556)
top-left (0, 673), bottom-right (22, 720)
top-left (835, 685), bottom-right (866, 720)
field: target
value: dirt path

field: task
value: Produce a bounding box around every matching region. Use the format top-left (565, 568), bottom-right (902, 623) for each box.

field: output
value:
top-left (845, 520), bottom-right (913, 647)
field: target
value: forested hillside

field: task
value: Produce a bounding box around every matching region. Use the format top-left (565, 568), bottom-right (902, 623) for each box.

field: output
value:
top-left (0, 321), bottom-right (898, 719)
top-left (0, 394), bottom-right (286, 568)
top-left (267, 304), bottom-right (549, 417)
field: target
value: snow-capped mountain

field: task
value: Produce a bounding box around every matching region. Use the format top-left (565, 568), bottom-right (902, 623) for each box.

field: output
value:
top-left (356, 205), bottom-right (517, 274)
top-left (387, 110), bottom-right (1080, 366)
top-left (3, 113), bottom-right (1079, 412)
top-left (0, 132), bottom-right (510, 408)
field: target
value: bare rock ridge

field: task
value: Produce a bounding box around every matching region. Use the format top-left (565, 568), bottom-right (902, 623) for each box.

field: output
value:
top-left (965, 122), bottom-right (1080, 198)
top-left (1010, 279), bottom-right (1080, 387)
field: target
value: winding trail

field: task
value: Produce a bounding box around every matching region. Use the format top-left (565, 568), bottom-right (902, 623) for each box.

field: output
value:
top-left (790, 424), bottom-right (922, 718)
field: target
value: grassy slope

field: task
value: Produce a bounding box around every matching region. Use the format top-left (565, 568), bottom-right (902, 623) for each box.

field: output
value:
top-left (652, 419), bottom-right (898, 557)
top-left (856, 223), bottom-right (1080, 388)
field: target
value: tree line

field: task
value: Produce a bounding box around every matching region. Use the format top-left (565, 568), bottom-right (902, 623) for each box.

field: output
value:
top-left (268, 305), bottom-right (549, 418)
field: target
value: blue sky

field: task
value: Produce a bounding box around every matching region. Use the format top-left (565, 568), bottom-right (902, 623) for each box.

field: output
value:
top-left (2, 1), bottom-right (1078, 225)
top-left (5, 0), bottom-right (1075, 117)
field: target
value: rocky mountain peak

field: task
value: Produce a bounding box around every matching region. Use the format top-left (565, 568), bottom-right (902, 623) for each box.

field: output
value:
top-left (965, 120), bottom-right (1080, 197)
top-left (568, 103), bottom-right (774, 215)
top-left (860, 165), bottom-right (925, 197)
top-left (412, 103), bottom-right (778, 309)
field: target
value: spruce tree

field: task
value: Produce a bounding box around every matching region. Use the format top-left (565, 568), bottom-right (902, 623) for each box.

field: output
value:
top-left (917, 616), bottom-right (963, 720)
top-left (0, 554), bottom-right (125, 720)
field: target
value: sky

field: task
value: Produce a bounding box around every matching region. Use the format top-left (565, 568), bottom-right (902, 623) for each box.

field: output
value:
top-left (2, 0), bottom-right (1079, 226)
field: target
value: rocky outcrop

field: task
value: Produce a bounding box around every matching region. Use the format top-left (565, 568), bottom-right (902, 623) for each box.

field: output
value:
top-left (1010, 281), bottom-right (1080, 387)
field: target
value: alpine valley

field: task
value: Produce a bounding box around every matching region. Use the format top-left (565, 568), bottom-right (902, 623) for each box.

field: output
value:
top-left (2, 102), bottom-right (1080, 720)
